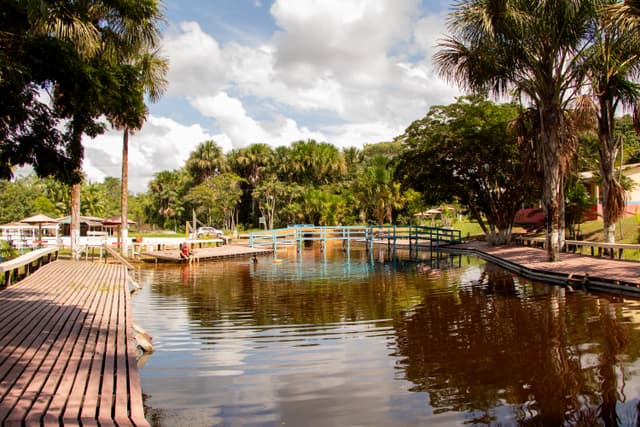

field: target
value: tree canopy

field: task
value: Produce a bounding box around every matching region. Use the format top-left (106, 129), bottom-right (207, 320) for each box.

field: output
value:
top-left (398, 96), bottom-right (539, 243)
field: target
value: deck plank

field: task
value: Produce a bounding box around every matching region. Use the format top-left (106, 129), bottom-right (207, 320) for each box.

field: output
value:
top-left (26, 265), bottom-right (103, 425)
top-left (450, 241), bottom-right (640, 289)
top-left (0, 268), bottom-right (82, 400)
top-left (141, 243), bottom-right (270, 263)
top-left (0, 260), bottom-right (149, 426)
top-left (3, 268), bottom-right (94, 423)
top-left (48, 263), bottom-right (111, 426)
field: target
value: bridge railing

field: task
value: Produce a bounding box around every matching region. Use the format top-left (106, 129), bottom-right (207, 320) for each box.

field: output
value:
top-left (249, 225), bottom-right (462, 250)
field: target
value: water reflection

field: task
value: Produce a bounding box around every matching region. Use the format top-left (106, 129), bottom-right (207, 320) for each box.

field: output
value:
top-left (131, 247), bottom-right (640, 426)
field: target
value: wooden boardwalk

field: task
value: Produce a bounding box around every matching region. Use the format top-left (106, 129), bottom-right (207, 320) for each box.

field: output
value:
top-left (0, 260), bottom-right (149, 426)
top-left (140, 243), bottom-right (271, 263)
top-left (449, 241), bottom-right (640, 295)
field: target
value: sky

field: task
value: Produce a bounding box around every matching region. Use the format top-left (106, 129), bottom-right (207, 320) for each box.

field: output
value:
top-left (82, 0), bottom-right (461, 193)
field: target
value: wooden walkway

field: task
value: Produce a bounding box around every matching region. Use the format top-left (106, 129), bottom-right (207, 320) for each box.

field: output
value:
top-left (0, 260), bottom-right (149, 426)
top-left (140, 243), bottom-right (271, 263)
top-left (448, 241), bottom-right (640, 295)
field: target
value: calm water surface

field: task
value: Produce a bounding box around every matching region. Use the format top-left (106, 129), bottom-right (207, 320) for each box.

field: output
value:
top-left (131, 247), bottom-right (640, 426)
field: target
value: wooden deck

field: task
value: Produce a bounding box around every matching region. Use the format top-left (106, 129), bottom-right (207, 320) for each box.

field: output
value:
top-left (0, 260), bottom-right (148, 426)
top-left (140, 243), bottom-right (271, 263)
top-left (448, 241), bottom-right (640, 295)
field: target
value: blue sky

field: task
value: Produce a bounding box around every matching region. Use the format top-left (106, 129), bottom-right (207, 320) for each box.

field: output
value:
top-left (83, 0), bottom-right (460, 192)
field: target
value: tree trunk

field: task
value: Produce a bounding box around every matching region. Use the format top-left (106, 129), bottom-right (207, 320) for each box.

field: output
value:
top-left (70, 182), bottom-right (81, 261)
top-left (598, 97), bottom-right (624, 244)
top-left (121, 127), bottom-right (129, 257)
top-left (540, 109), bottom-right (564, 262)
top-left (600, 152), bottom-right (617, 244)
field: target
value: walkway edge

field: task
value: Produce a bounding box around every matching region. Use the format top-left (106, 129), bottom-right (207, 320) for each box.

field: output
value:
top-left (444, 243), bottom-right (640, 297)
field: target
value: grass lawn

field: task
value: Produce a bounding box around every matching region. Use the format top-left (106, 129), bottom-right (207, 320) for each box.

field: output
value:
top-left (576, 215), bottom-right (640, 244)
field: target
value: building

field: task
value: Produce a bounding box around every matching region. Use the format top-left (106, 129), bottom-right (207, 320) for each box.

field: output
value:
top-left (581, 162), bottom-right (640, 218)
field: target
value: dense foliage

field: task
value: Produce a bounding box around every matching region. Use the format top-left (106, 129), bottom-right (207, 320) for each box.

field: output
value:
top-left (397, 97), bottom-right (540, 244)
top-left (3, 0), bottom-right (640, 248)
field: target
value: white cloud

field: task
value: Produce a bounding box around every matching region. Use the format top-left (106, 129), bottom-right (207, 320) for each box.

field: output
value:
top-left (83, 116), bottom-right (215, 193)
top-left (191, 92), bottom-right (325, 148)
top-left (83, 1), bottom-right (462, 191)
top-left (162, 21), bottom-right (228, 98)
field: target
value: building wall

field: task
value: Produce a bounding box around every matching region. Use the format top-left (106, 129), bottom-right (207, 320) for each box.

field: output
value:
top-left (582, 162), bottom-right (640, 217)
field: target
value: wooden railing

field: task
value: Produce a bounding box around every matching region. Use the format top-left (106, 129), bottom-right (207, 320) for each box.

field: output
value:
top-left (0, 247), bottom-right (59, 287)
top-left (516, 236), bottom-right (640, 260)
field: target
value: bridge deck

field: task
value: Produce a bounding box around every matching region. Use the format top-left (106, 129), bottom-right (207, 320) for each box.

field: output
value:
top-left (0, 260), bottom-right (148, 426)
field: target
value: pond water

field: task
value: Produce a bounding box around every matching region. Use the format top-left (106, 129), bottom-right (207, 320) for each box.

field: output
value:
top-left (131, 246), bottom-right (640, 426)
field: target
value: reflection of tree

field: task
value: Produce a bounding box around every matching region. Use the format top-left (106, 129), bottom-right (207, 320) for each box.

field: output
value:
top-left (393, 264), bottom-right (640, 425)
top-left (143, 251), bottom-right (447, 338)
top-left (597, 299), bottom-right (627, 427)
top-left (141, 257), bottom-right (640, 425)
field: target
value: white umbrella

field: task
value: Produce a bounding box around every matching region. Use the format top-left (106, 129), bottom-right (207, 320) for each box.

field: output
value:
top-left (20, 214), bottom-right (58, 247)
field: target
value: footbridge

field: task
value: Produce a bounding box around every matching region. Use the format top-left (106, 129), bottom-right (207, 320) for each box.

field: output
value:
top-left (249, 225), bottom-right (462, 254)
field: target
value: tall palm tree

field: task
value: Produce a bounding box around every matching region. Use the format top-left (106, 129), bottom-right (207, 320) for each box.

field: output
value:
top-left (25, 0), bottom-right (167, 259)
top-left (186, 140), bottom-right (227, 184)
top-left (229, 143), bottom-right (274, 226)
top-left (111, 49), bottom-right (168, 256)
top-left (582, 1), bottom-right (640, 244)
top-left (233, 143), bottom-right (274, 187)
top-left (435, 0), bottom-right (596, 261)
top-left (95, 0), bottom-right (167, 257)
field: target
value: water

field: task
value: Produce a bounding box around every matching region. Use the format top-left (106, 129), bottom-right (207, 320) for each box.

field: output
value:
top-left (131, 247), bottom-right (640, 426)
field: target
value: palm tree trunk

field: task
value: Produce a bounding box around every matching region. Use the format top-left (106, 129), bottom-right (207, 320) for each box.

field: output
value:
top-left (70, 181), bottom-right (81, 261)
top-left (600, 151), bottom-right (617, 244)
top-left (540, 111), bottom-right (565, 262)
top-left (598, 98), bottom-right (624, 244)
top-left (121, 127), bottom-right (129, 257)
top-left (69, 124), bottom-right (84, 262)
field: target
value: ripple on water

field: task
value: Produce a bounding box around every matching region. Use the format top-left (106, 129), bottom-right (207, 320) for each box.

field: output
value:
top-left (133, 250), bottom-right (640, 427)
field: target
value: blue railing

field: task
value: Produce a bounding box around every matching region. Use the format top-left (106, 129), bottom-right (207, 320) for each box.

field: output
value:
top-left (249, 225), bottom-right (462, 252)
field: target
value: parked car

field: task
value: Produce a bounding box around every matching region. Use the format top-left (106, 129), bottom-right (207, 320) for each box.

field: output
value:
top-left (196, 226), bottom-right (224, 238)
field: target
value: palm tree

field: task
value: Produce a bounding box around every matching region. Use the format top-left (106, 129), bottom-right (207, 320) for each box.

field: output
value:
top-left (229, 143), bottom-right (274, 226)
top-left (435, 0), bottom-right (596, 261)
top-left (25, 0), bottom-right (167, 259)
top-left (186, 140), bottom-right (227, 184)
top-left (580, 1), bottom-right (640, 244)
top-left (112, 49), bottom-right (168, 256)
top-left (96, 0), bottom-right (167, 257)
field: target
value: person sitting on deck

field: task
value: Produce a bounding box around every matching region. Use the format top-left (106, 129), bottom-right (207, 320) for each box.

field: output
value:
top-left (179, 243), bottom-right (193, 263)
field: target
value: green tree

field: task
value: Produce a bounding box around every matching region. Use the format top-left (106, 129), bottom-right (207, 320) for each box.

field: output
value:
top-left (81, 182), bottom-right (106, 217)
top-left (582, 3), bottom-right (640, 243)
top-left (0, 177), bottom-right (41, 223)
top-left (301, 188), bottom-right (348, 226)
top-left (352, 155), bottom-right (404, 225)
top-left (15, 0), bottom-right (168, 259)
top-left (435, 0), bottom-right (596, 259)
top-left (102, 177), bottom-right (122, 217)
top-left (185, 173), bottom-right (246, 230)
top-left (398, 97), bottom-right (538, 244)
top-left (186, 140), bottom-right (227, 184)
top-left (342, 147), bottom-right (365, 182)
top-left (617, 115), bottom-right (640, 163)
top-left (282, 140), bottom-right (346, 185)
top-left (148, 170), bottom-right (187, 230)
top-left (253, 179), bottom-right (290, 230)
top-left (111, 50), bottom-right (168, 255)
top-left (227, 143), bottom-right (275, 226)
top-left (0, 1), bottom-right (83, 180)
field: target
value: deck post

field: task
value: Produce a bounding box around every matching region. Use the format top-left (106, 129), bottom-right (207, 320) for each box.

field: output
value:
top-left (393, 225), bottom-right (397, 259)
